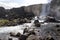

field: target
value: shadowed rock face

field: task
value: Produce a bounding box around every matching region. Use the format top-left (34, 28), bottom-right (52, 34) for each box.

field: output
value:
top-left (51, 0), bottom-right (60, 8)
top-left (34, 20), bottom-right (41, 27)
top-left (24, 4), bottom-right (42, 16)
top-left (0, 4), bottom-right (42, 20)
top-left (6, 6), bottom-right (34, 20)
top-left (45, 17), bottom-right (60, 23)
top-left (0, 7), bottom-right (6, 18)
top-left (49, 0), bottom-right (60, 20)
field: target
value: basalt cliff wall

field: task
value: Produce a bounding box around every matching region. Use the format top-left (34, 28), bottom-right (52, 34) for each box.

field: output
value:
top-left (49, 0), bottom-right (60, 20)
top-left (0, 4), bottom-right (42, 26)
top-left (0, 4), bottom-right (42, 20)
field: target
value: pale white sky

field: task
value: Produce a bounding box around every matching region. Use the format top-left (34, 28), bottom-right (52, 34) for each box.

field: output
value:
top-left (0, 0), bottom-right (52, 9)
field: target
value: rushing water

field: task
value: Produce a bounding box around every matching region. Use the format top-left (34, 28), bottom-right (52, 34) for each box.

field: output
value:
top-left (0, 23), bottom-right (34, 40)
top-left (0, 22), bottom-right (60, 40)
top-left (0, 0), bottom-right (60, 40)
top-left (0, 1), bottom-right (51, 35)
top-left (39, 4), bottom-right (50, 21)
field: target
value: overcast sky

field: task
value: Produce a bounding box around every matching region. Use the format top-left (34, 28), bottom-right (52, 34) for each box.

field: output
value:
top-left (0, 0), bottom-right (52, 9)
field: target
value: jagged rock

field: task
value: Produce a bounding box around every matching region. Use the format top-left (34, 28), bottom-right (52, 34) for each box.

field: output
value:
top-left (26, 35), bottom-right (39, 40)
top-left (24, 18), bottom-right (31, 23)
top-left (46, 37), bottom-right (54, 40)
top-left (45, 17), bottom-right (56, 22)
top-left (45, 16), bottom-right (60, 22)
top-left (23, 28), bottom-right (36, 36)
top-left (23, 28), bottom-right (28, 34)
top-left (19, 35), bottom-right (27, 40)
top-left (9, 32), bottom-right (16, 37)
top-left (8, 38), bottom-right (12, 40)
top-left (34, 20), bottom-right (41, 27)
top-left (0, 39), bottom-right (1, 40)
top-left (55, 25), bottom-right (60, 28)
top-left (57, 29), bottom-right (60, 31)
top-left (10, 32), bottom-right (21, 37)
top-left (16, 32), bottom-right (21, 37)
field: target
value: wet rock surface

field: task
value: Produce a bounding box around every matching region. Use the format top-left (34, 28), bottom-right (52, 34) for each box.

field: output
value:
top-left (45, 16), bottom-right (60, 23)
top-left (0, 23), bottom-right (60, 40)
top-left (0, 0), bottom-right (60, 40)
top-left (34, 20), bottom-right (41, 27)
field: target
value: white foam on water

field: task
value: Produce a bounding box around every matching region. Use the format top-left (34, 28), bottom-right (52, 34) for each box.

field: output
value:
top-left (0, 22), bottom-right (35, 34)
top-left (0, 25), bottom-right (23, 34)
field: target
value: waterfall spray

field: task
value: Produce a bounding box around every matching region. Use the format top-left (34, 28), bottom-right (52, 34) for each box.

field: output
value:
top-left (39, 3), bottom-right (50, 22)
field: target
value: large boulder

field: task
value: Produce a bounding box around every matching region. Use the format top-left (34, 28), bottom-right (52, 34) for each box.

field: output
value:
top-left (8, 38), bottom-right (12, 40)
top-left (45, 35), bottom-right (55, 40)
top-left (34, 20), bottom-right (41, 27)
top-left (10, 32), bottom-right (21, 37)
top-left (23, 28), bottom-right (28, 34)
top-left (26, 35), bottom-right (39, 40)
top-left (45, 16), bottom-right (60, 23)
top-left (19, 35), bottom-right (28, 40)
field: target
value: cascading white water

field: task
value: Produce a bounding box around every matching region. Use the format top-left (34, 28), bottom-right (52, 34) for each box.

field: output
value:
top-left (39, 3), bottom-right (50, 22)
top-left (0, 0), bottom-right (59, 40)
top-left (33, 3), bottom-right (50, 22)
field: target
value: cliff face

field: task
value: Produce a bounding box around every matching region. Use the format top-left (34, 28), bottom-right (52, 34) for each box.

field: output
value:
top-left (50, 0), bottom-right (60, 20)
top-left (0, 4), bottom-right (42, 20)
top-left (0, 7), bottom-right (6, 18)
top-left (0, 4), bottom-right (42, 26)
top-left (24, 4), bottom-right (42, 16)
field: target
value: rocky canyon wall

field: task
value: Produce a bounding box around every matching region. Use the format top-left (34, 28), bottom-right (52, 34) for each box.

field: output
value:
top-left (0, 4), bottom-right (42, 20)
top-left (24, 4), bottom-right (42, 16)
top-left (50, 0), bottom-right (60, 20)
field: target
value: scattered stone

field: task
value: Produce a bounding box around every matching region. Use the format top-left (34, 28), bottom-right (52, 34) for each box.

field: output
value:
top-left (8, 38), bottom-right (12, 40)
top-left (16, 32), bottom-right (21, 37)
top-left (46, 37), bottom-right (54, 40)
top-left (0, 39), bottom-right (1, 40)
top-left (45, 16), bottom-right (60, 23)
top-left (57, 29), bottom-right (60, 31)
top-left (23, 28), bottom-right (28, 34)
top-left (19, 35), bottom-right (27, 40)
top-left (55, 25), bottom-right (60, 27)
top-left (10, 32), bottom-right (21, 37)
top-left (10, 32), bottom-right (15, 36)
top-left (26, 35), bottom-right (39, 40)
top-left (28, 29), bottom-right (36, 35)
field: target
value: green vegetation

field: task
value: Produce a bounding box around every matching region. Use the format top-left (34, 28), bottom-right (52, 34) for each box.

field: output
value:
top-left (0, 19), bottom-right (9, 26)
top-left (0, 19), bottom-right (19, 26)
top-left (0, 18), bottom-right (31, 27)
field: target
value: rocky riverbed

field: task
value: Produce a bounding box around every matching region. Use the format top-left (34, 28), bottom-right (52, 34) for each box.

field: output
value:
top-left (0, 22), bottom-right (60, 40)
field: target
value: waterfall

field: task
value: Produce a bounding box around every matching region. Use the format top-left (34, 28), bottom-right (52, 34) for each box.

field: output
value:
top-left (39, 3), bottom-right (50, 21)
top-left (0, 0), bottom-right (59, 40)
